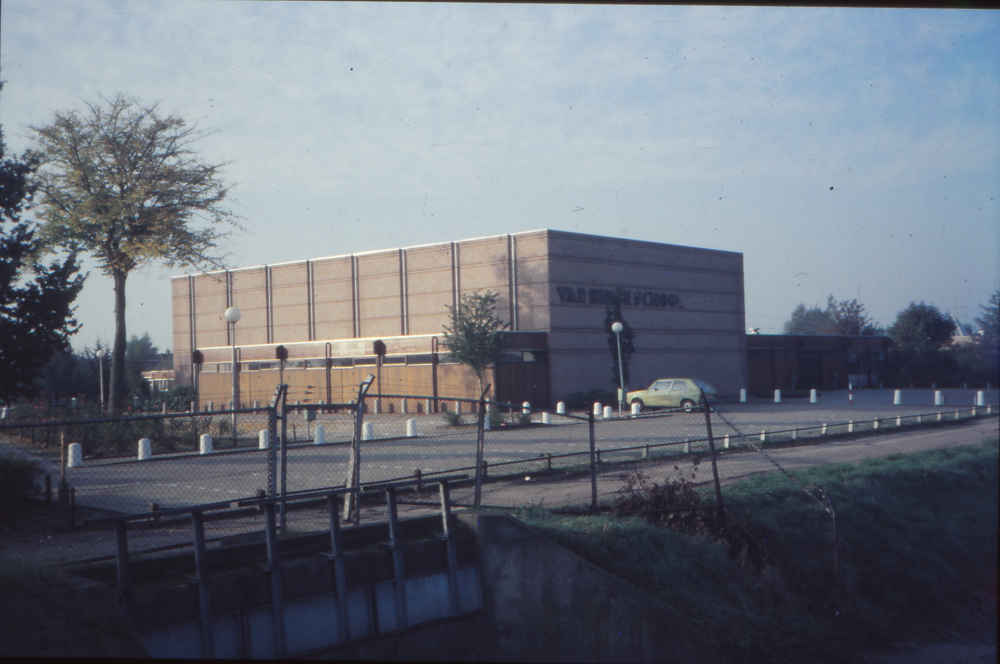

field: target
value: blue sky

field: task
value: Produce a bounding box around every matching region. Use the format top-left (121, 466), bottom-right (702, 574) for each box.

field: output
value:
top-left (2, 1), bottom-right (998, 352)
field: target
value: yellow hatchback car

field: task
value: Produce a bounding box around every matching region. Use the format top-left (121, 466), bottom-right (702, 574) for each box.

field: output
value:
top-left (626, 378), bottom-right (717, 412)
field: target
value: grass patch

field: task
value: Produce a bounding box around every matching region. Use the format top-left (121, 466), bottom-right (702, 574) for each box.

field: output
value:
top-left (516, 438), bottom-right (998, 664)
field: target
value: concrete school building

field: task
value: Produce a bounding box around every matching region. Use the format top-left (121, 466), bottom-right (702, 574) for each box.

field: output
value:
top-left (171, 230), bottom-right (747, 410)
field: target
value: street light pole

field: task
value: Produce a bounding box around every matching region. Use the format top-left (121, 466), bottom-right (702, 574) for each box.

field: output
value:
top-left (224, 307), bottom-right (242, 447)
top-left (612, 322), bottom-right (625, 418)
top-left (96, 349), bottom-right (107, 413)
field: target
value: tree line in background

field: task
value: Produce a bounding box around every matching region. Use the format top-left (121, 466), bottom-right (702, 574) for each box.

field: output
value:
top-left (782, 292), bottom-right (1000, 388)
top-left (30, 333), bottom-right (180, 409)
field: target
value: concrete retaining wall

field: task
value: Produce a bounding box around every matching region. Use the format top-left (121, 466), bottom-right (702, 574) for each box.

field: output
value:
top-left (326, 513), bottom-right (721, 662)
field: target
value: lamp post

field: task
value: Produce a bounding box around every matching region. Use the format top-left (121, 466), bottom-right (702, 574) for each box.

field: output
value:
top-left (224, 307), bottom-right (241, 447)
top-left (611, 321), bottom-right (625, 418)
top-left (96, 349), bottom-right (107, 413)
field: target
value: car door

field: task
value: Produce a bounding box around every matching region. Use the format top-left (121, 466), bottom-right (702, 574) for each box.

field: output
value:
top-left (669, 380), bottom-right (691, 407)
top-left (648, 380), bottom-right (672, 407)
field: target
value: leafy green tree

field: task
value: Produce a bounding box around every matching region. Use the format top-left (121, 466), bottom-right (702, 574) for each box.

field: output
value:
top-left (604, 288), bottom-right (636, 389)
top-left (781, 296), bottom-right (879, 336)
top-left (30, 94), bottom-right (241, 411)
top-left (782, 303), bottom-right (834, 335)
top-left (827, 296), bottom-right (879, 336)
top-left (442, 290), bottom-right (508, 395)
top-left (888, 302), bottom-right (956, 386)
top-left (0, 83), bottom-right (85, 403)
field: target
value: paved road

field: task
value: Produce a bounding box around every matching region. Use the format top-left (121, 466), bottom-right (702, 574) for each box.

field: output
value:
top-left (3, 398), bottom-right (996, 566)
top-left (54, 389), bottom-right (998, 515)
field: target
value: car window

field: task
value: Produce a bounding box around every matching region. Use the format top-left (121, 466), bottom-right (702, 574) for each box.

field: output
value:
top-left (693, 380), bottom-right (713, 392)
top-left (672, 380), bottom-right (690, 391)
top-left (652, 380), bottom-right (671, 391)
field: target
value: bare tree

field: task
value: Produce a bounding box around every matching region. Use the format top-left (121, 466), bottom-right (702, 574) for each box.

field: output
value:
top-left (30, 94), bottom-right (242, 410)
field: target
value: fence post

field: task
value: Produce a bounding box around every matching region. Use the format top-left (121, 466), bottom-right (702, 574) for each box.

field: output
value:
top-left (474, 388), bottom-right (490, 509)
top-left (59, 426), bottom-right (68, 504)
top-left (589, 408), bottom-right (597, 511)
top-left (191, 511), bottom-right (215, 659)
top-left (344, 375), bottom-right (374, 523)
top-left (701, 390), bottom-right (725, 524)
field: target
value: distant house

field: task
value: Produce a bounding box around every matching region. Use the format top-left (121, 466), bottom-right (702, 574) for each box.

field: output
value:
top-left (141, 370), bottom-right (175, 393)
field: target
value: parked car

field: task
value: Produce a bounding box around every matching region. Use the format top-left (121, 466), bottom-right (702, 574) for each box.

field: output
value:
top-left (625, 378), bottom-right (717, 412)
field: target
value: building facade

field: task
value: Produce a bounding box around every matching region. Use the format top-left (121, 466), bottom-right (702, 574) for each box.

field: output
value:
top-left (745, 334), bottom-right (891, 395)
top-left (172, 230), bottom-right (747, 409)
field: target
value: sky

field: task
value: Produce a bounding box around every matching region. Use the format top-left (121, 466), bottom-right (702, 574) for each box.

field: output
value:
top-left (2, 1), bottom-right (998, 353)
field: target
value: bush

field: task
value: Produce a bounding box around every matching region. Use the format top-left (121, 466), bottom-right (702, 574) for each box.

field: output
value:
top-left (0, 452), bottom-right (43, 528)
top-left (487, 407), bottom-right (504, 429)
top-left (442, 410), bottom-right (463, 426)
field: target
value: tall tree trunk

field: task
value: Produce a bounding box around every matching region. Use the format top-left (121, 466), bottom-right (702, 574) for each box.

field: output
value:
top-left (108, 269), bottom-right (128, 412)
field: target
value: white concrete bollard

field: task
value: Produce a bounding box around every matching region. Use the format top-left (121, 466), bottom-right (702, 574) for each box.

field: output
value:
top-left (972, 407), bottom-right (977, 417)
top-left (603, 406), bottom-right (613, 419)
top-left (936, 412), bottom-right (942, 421)
top-left (917, 414), bottom-right (922, 423)
top-left (208, 401), bottom-right (214, 412)
top-left (138, 438), bottom-right (152, 461)
top-left (67, 443), bottom-right (82, 467)
top-left (848, 421), bottom-right (854, 433)
top-left (425, 399), bottom-right (432, 415)
top-left (542, 412), bottom-right (551, 425)
top-left (522, 401), bottom-right (531, 414)
top-left (314, 425), bottom-right (325, 445)
top-left (406, 419), bottom-right (418, 437)
top-left (810, 389), bottom-right (817, 403)
top-left (987, 405), bottom-right (992, 415)
top-left (977, 391), bottom-right (985, 407)
top-left (873, 419), bottom-right (880, 430)
top-left (631, 401), bottom-right (641, 417)
top-left (822, 423), bottom-right (828, 435)
top-left (454, 400), bottom-right (461, 414)
top-left (740, 389), bottom-right (747, 403)
top-left (593, 402), bottom-right (602, 417)
top-left (259, 430), bottom-right (269, 449)
top-left (402, 399), bottom-right (409, 414)
top-left (894, 390), bottom-right (902, 405)
top-left (934, 391), bottom-right (943, 406)
top-left (723, 434), bottom-right (730, 449)
top-left (362, 422), bottom-right (374, 441)
top-left (896, 415), bottom-right (902, 426)
top-left (774, 389), bottom-right (781, 404)
top-left (792, 428), bottom-right (798, 441)
top-left (760, 430), bottom-right (767, 443)
top-left (556, 402), bottom-right (565, 415)
top-left (200, 434), bottom-right (213, 454)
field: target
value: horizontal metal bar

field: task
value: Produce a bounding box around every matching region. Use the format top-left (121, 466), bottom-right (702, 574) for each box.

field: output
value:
top-left (85, 500), bottom-right (236, 526)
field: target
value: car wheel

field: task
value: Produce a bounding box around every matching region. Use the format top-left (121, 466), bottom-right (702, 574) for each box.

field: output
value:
top-left (681, 399), bottom-right (696, 412)
top-left (630, 399), bottom-right (644, 412)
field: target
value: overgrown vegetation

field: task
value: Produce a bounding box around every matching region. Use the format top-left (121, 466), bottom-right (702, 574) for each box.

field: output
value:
top-left (0, 451), bottom-right (43, 528)
top-left (517, 440), bottom-right (998, 664)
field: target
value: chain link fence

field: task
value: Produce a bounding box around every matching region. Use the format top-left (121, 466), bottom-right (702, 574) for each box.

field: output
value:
top-left (3, 378), bottom-right (993, 568)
